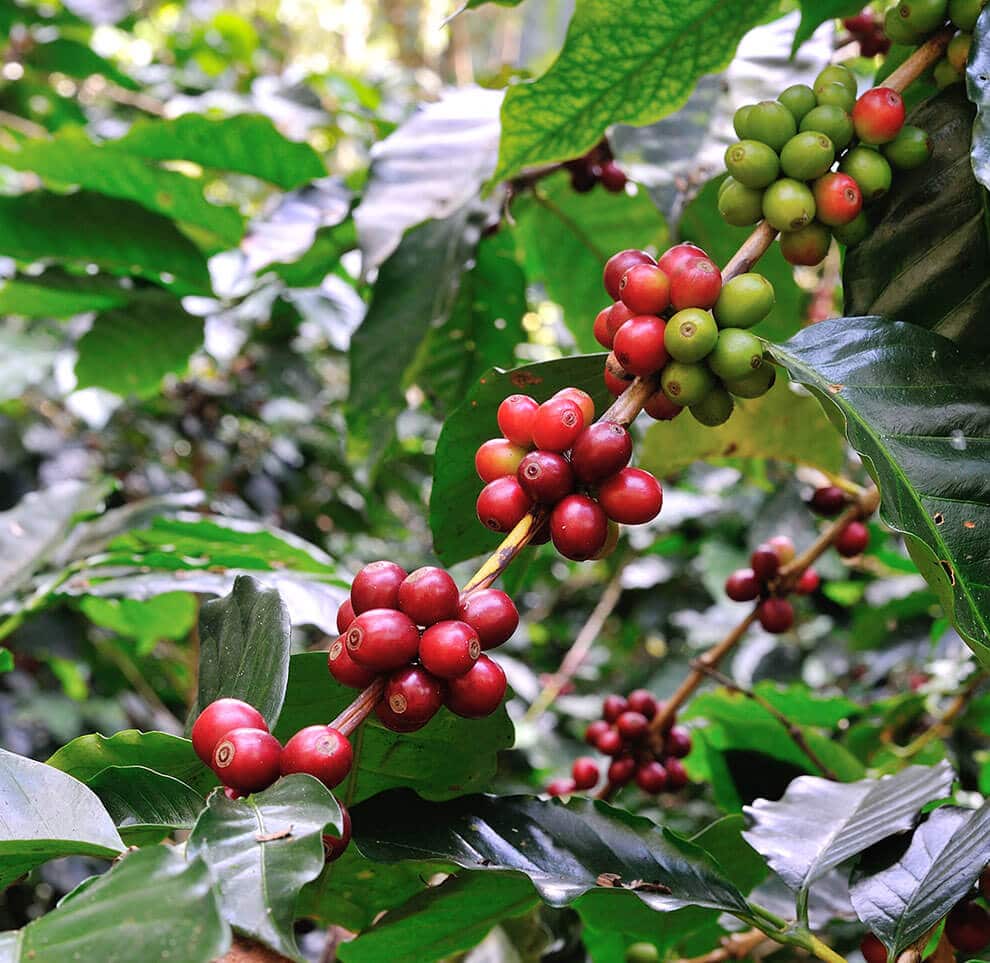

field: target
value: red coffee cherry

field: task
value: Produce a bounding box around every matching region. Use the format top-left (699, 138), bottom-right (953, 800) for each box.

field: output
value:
top-left (836, 520), bottom-right (870, 557)
top-left (604, 366), bottom-right (633, 397)
top-left (550, 494), bottom-right (609, 560)
top-left (725, 568), bottom-right (761, 602)
top-left (860, 933), bottom-right (887, 963)
top-left (852, 88), bottom-right (905, 145)
top-left (375, 700), bottom-right (428, 732)
top-left (602, 694), bottom-right (628, 722)
top-left (945, 900), bottom-right (990, 954)
top-left (599, 160), bottom-right (627, 192)
top-left (322, 804), bottom-right (351, 862)
top-left (657, 242), bottom-right (710, 279)
top-left (665, 726), bottom-right (692, 758)
top-left (619, 263), bottom-right (671, 315)
top-left (445, 655), bottom-right (507, 718)
top-left (546, 778), bottom-right (577, 797)
top-left (810, 485), bottom-right (847, 516)
top-left (398, 566), bottom-right (460, 626)
top-left (280, 725), bottom-right (353, 789)
top-left (477, 476), bottom-right (531, 533)
top-left (607, 756), bottom-right (638, 785)
top-left (603, 249), bottom-right (655, 300)
top-left (475, 438), bottom-right (528, 483)
top-left (980, 866), bottom-right (990, 900)
top-left (636, 761), bottom-right (669, 794)
top-left (532, 396), bottom-right (586, 452)
top-left (644, 389), bottom-right (683, 421)
top-left (616, 711), bottom-right (649, 741)
top-left (553, 387), bottom-right (595, 426)
top-left (795, 568), bottom-right (820, 594)
top-left (758, 597), bottom-right (795, 633)
top-left (598, 468), bottom-right (663, 525)
top-left (613, 315), bottom-right (669, 377)
top-left (327, 636), bottom-right (380, 689)
top-left (192, 698), bottom-right (267, 765)
top-left (212, 727), bottom-right (282, 795)
top-left (768, 535), bottom-right (796, 565)
top-left (345, 608), bottom-right (420, 671)
top-left (585, 719), bottom-right (611, 746)
top-left (517, 450), bottom-right (576, 504)
top-left (669, 258), bottom-right (722, 311)
top-left (456, 589), bottom-right (519, 649)
top-left (497, 394), bottom-right (539, 447)
top-left (336, 598), bottom-right (355, 634)
top-left (606, 301), bottom-right (636, 339)
top-left (384, 666), bottom-right (446, 726)
top-left (664, 757), bottom-right (689, 790)
top-left (626, 689), bottom-right (658, 719)
top-left (572, 756), bottom-right (600, 790)
top-left (570, 422), bottom-right (633, 484)
top-left (596, 728), bottom-right (625, 756)
top-left (813, 172), bottom-right (863, 226)
top-left (750, 545), bottom-right (780, 581)
top-left (594, 306), bottom-right (615, 348)
top-left (350, 560), bottom-right (408, 615)
top-left (419, 619), bottom-right (481, 678)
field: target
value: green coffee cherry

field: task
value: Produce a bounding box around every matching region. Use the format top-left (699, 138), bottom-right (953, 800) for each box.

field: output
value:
top-left (664, 308), bottom-right (719, 363)
top-left (779, 222), bottom-right (832, 266)
top-left (762, 178), bottom-right (816, 232)
top-left (778, 84), bottom-right (818, 123)
top-left (947, 31), bottom-right (973, 69)
top-left (800, 105), bottom-right (854, 149)
top-left (815, 81), bottom-right (856, 113)
top-left (718, 179), bottom-right (765, 226)
top-left (724, 361), bottom-right (777, 399)
top-left (897, 0), bottom-right (951, 34)
top-left (724, 140), bottom-right (781, 189)
top-left (625, 943), bottom-right (660, 963)
top-left (885, 5), bottom-right (925, 42)
top-left (747, 100), bottom-right (798, 152)
top-left (949, 0), bottom-right (987, 31)
top-left (882, 125), bottom-right (932, 169)
top-left (814, 64), bottom-right (858, 95)
top-left (832, 211), bottom-right (871, 246)
top-left (690, 387), bottom-right (735, 427)
top-left (713, 273), bottom-right (776, 329)
top-left (780, 131), bottom-right (835, 181)
top-left (733, 104), bottom-right (757, 140)
top-left (707, 329), bottom-right (764, 381)
top-left (661, 361), bottom-right (715, 407)
top-left (840, 147), bottom-right (893, 202)
top-left (934, 57), bottom-right (965, 86)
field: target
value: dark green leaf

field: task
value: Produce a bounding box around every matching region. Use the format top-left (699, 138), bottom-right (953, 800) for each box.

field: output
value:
top-left (967, 6), bottom-right (990, 192)
top-left (792, 1), bottom-right (865, 55)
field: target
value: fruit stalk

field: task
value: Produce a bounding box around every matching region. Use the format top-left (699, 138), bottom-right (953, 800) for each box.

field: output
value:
top-left (329, 678), bottom-right (387, 736)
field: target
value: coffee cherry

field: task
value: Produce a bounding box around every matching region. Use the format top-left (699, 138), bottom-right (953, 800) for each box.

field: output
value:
top-left (616, 710), bottom-right (649, 741)
top-left (586, 719), bottom-right (611, 746)
top-left (815, 82), bottom-right (856, 113)
top-left (626, 689), bottom-right (658, 718)
top-left (884, 4), bottom-right (923, 40)
top-left (594, 306), bottom-right (615, 348)
top-left (477, 476), bottom-right (531, 533)
top-left (733, 104), bottom-right (756, 139)
top-left (569, 164), bottom-right (597, 193)
top-left (666, 726), bottom-right (692, 758)
top-left (657, 242), bottom-right (710, 278)
top-left (475, 438), bottom-right (528, 484)
top-left (613, 315), bottom-right (669, 377)
top-left (882, 125), bottom-right (932, 169)
top-left (747, 100), bottom-right (798, 151)
top-left (810, 485), bottom-right (847, 516)
top-left (572, 756), bottom-right (600, 790)
top-left (714, 274), bottom-right (775, 329)
top-left (724, 140), bottom-right (780, 189)
top-left (708, 329), bottom-right (764, 381)
top-left (571, 422), bottom-right (633, 484)
top-left (604, 356), bottom-right (635, 396)
top-left (445, 654), bottom-right (507, 718)
top-left (948, 30), bottom-right (973, 69)
top-left (385, 665), bottom-right (446, 726)
top-left (763, 179), bottom-right (816, 232)
top-left (212, 727), bottom-right (282, 794)
top-left (800, 105), bottom-right (854, 150)
top-left (853, 88), bottom-right (905, 145)
top-left (553, 387), bottom-right (595, 426)
top-left (345, 608), bottom-right (420, 671)
top-left (664, 308), bottom-right (719, 363)
top-left (718, 178), bottom-right (765, 226)
top-left (619, 263), bottom-right (671, 315)
top-left (418, 620), bottom-right (481, 678)
top-left (598, 468), bottom-right (663, 525)
top-left (945, 900), bottom-right (990, 953)
top-left (322, 804), bottom-right (351, 862)
top-left (725, 568), bottom-right (761, 602)
top-left (935, 57), bottom-right (965, 87)
top-left (836, 520), bottom-right (870, 557)
top-left (597, 523), bottom-right (628, 567)
top-left (280, 725), bottom-right (353, 789)
top-left (664, 757), bottom-right (689, 790)
top-left (724, 362), bottom-right (776, 399)
top-left (457, 589), bottom-right (518, 649)
top-left (608, 756), bottom-right (638, 785)
top-left (607, 301), bottom-right (637, 339)
top-left (599, 160), bottom-right (627, 192)
top-left (950, 0), bottom-right (986, 31)
top-left (547, 778), bottom-right (577, 797)
top-left (815, 64), bottom-right (858, 95)
top-left (192, 698), bottom-right (268, 765)
top-left (795, 568), bottom-right (820, 594)
top-left (375, 700), bottom-right (429, 732)
top-left (832, 211), bottom-right (871, 247)
top-left (768, 535), bottom-right (796, 565)
top-left (636, 761), bottom-right (668, 794)
top-left (336, 599), bottom-right (355, 635)
top-left (860, 933), bottom-right (887, 963)
top-left (661, 360), bottom-right (714, 407)
top-left (532, 396), bottom-right (585, 452)
top-left (780, 132), bottom-right (835, 181)
top-left (398, 566), bottom-right (459, 626)
top-left (328, 635), bottom-right (380, 689)
top-left (497, 394), bottom-right (539, 447)
top-left (841, 147), bottom-right (893, 203)
top-left (780, 222), bottom-right (832, 267)
top-left (813, 173), bottom-right (863, 226)
top-left (604, 249), bottom-right (655, 300)
top-left (690, 387), bottom-right (734, 427)
top-left (778, 83), bottom-right (818, 123)
top-left (897, 0), bottom-right (951, 34)
top-left (670, 258), bottom-right (722, 311)
top-left (602, 694), bottom-right (628, 721)
top-left (758, 597), bottom-right (795, 633)
top-left (751, 545), bottom-right (780, 580)
top-left (644, 388), bottom-right (684, 421)
top-left (597, 728), bottom-right (625, 756)
top-left (351, 560), bottom-right (408, 615)
top-left (980, 865), bottom-right (990, 899)
top-left (551, 494), bottom-right (609, 560)
top-left (517, 450), bottom-right (575, 504)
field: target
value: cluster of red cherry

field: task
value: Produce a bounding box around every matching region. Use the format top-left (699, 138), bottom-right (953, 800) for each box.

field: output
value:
top-left (475, 390), bottom-right (663, 560)
top-left (842, 10), bottom-right (891, 56)
top-left (546, 689), bottom-right (691, 798)
top-left (564, 140), bottom-right (628, 194)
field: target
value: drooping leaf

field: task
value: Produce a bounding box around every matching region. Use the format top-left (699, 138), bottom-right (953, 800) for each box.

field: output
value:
top-left (967, 6), bottom-right (990, 193)
top-left (79, 592), bottom-right (197, 656)
top-left (791, 1), bottom-right (864, 55)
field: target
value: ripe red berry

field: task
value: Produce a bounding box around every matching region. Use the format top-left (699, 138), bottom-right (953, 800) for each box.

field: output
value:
top-left (336, 599), bottom-right (355, 634)
top-left (517, 450), bottom-right (575, 504)
top-left (795, 568), bottom-right (820, 594)
top-left (475, 438), bottom-right (528, 484)
top-left (852, 88), bottom-right (905, 145)
top-left (626, 689), bottom-right (658, 719)
top-left (322, 804), bottom-right (351, 862)
top-left (945, 900), bottom-right (990, 953)
top-left (547, 778), bottom-right (577, 797)
top-left (374, 700), bottom-right (428, 732)
top-left (636, 761), bottom-right (668, 794)
top-left (981, 867), bottom-right (990, 900)
top-left (445, 655), bottom-right (507, 718)
top-left (813, 173), bottom-right (863, 227)
top-left (613, 315), bottom-right (669, 377)
top-left (477, 476), bottom-right (531, 533)
top-left (750, 545), bottom-right (780, 581)
top-left (606, 301), bottom-right (636, 340)
top-left (599, 160), bottom-right (627, 192)
top-left (418, 619), bottom-right (481, 678)
top-left (598, 468), bottom-right (663, 525)
top-left (616, 711), bottom-right (649, 741)
top-left (619, 263), bottom-right (671, 315)
top-left (657, 242), bottom-right (710, 279)
top-left (843, 13), bottom-right (875, 32)
top-left (397, 566), bottom-right (460, 626)
top-left (531, 396), bottom-right (586, 452)
top-left (456, 589), bottom-right (519, 649)
top-left (644, 389), bottom-right (683, 421)
top-left (664, 757), bottom-right (689, 790)
top-left (665, 726), bottom-right (692, 758)
top-left (607, 756), bottom-right (638, 785)
top-left (385, 666), bottom-right (446, 726)
top-left (497, 394), bottom-right (539, 447)
top-left (345, 608), bottom-right (420, 671)
top-left (604, 365), bottom-right (633, 397)
top-left (860, 933), bottom-right (887, 963)
top-left (192, 698), bottom-right (267, 765)
top-left (768, 535), bottom-right (796, 565)
top-left (604, 249), bottom-right (655, 300)
top-left (586, 719), bottom-right (611, 746)
top-left (550, 494), bottom-right (609, 560)
top-left (594, 306), bottom-right (615, 348)
top-left (725, 568), bottom-right (761, 602)
top-left (669, 258), bottom-right (722, 311)
top-left (552, 387), bottom-right (595, 426)
top-left (758, 597), bottom-right (795, 633)
top-left (572, 756), bottom-right (600, 790)
top-left (836, 520), bottom-right (870, 557)
top-left (596, 728), bottom-right (625, 756)
top-left (602, 694), bottom-right (628, 722)
top-left (570, 422), bottom-right (633, 484)
top-left (212, 727), bottom-right (282, 794)
top-left (280, 725), bottom-right (353, 789)
top-left (810, 485), bottom-right (847, 516)
top-left (350, 561), bottom-right (408, 615)
top-left (327, 636), bottom-right (380, 689)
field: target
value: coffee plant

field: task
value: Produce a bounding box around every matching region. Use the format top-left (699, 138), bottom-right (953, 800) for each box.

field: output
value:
top-left (0, 1), bottom-right (989, 961)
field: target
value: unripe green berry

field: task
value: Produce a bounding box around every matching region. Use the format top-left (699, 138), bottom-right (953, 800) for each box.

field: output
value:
top-left (885, 5), bottom-right (925, 42)
top-left (780, 131), bottom-right (835, 180)
top-left (724, 361), bottom-right (777, 398)
top-left (815, 81), bottom-right (856, 113)
top-left (832, 211), bottom-right (871, 246)
top-left (625, 943), bottom-right (660, 963)
top-left (661, 361), bottom-right (715, 407)
top-left (897, 0), bottom-right (951, 34)
top-left (778, 84), bottom-right (818, 123)
top-left (664, 308), bottom-right (719, 363)
top-left (949, 0), bottom-right (987, 31)
top-left (934, 57), bottom-right (965, 86)
top-left (882, 125), bottom-right (932, 169)
top-left (814, 64), bottom-right (858, 95)
top-left (733, 104), bottom-right (756, 140)
top-left (947, 30), bottom-right (973, 69)
top-left (724, 140), bottom-right (781, 189)
top-left (690, 387), bottom-right (734, 426)
top-left (762, 178), bottom-right (816, 232)
top-left (800, 105), bottom-right (854, 149)
top-left (713, 273), bottom-right (776, 329)
top-left (840, 147), bottom-right (893, 202)
top-left (707, 329), bottom-right (764, 381)
top-left (779, 221), bottom-right (832, 266)
top-left (718, 179), bottom-right (765, 226)
top-left (747, 100), bottom-right (798, 152)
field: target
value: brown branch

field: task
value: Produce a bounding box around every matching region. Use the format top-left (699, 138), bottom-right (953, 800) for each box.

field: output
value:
top-left (896, 670), bottom-right (986, 759)
top-left (329, 678), bottom-right (386, 736)
top-left (676, 928), bottom-right (776, 963)
top-left (885, 27), bottom-right (954, 92)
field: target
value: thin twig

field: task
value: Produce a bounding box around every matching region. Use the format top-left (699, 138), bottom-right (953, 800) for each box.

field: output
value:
top-left (329, 678), bottom-right (387, 735)
top-left (675, 928), bottom-right (774, 963)
top-left (894, 670), bottom-right (986, 759)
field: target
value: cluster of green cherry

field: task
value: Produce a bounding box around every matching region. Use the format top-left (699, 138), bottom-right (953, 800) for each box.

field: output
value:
top-left (882, 0), bottom-right (984, 88)
top-left (720, 62), bottom-right (932, 261)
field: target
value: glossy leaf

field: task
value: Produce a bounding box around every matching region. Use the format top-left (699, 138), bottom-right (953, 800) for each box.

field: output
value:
top-left (967, 6), bottom-right (990, 192)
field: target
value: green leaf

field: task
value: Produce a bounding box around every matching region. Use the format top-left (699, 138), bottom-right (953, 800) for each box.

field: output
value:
top-left (270, 219), bottom-right (358, 288)
top-left (850, 803), bottom-right (990, 959)
top-left (754, 683), bottom-right (862, 727)
top-left (791, 1), bottom-right (865, 55)
top-left (0, 846), bottom-right (229, 963)
top-left (741, 762), bottom-right (954, 898)
top-left (0, 271), bottom-right (130, 317)
top-left (0, 649), bottom-right (11, 673)
top-left (493, 0), bottom-right (781, 183)
top-left (30, 36), bottom-right (139, 90)
top-left (79, 592), bottom-right (197, 656)
top-left (967, 6), bottom-right (990, 193)
top-left (843, 89), bottom-right (990, 352)
top-left (429, 354), bottom-right (611, 565)
top-left (187, 775), bottom-right (342, 962)
top-left (0, 747), bottom-right (124, 890)
top-left (773, 317), bottom-right (990, 660)
top-left (274, 653), bottom-right (514, 805)
top-left (192, 575), bottom-right (291, 731)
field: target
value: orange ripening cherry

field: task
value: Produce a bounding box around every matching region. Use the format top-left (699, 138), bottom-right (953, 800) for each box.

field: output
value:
top-left (852, 88), bottom-right (905, 145)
